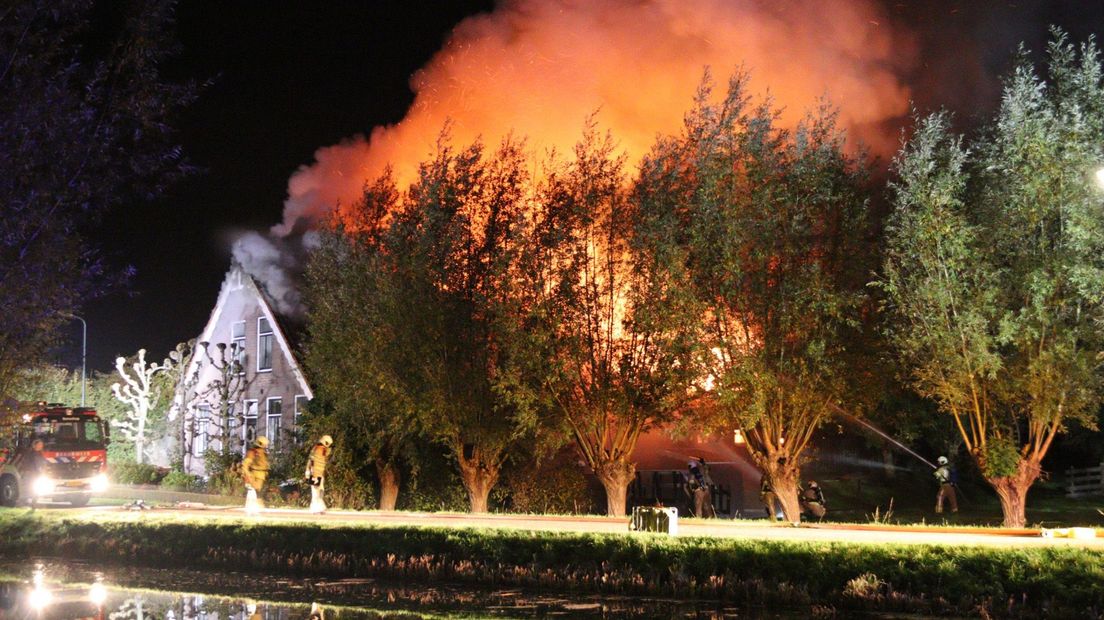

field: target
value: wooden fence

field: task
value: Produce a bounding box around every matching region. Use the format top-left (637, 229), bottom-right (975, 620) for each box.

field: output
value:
top-left (1065, 462), bottom-right (1104, 498)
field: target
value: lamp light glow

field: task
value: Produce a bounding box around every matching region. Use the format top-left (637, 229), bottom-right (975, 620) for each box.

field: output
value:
top-left (90, 473), bottom-right (109, 493)
top-left (88, 582), bottom-right (107, 606)
top-left (32, 476), bottom-right (54, 497)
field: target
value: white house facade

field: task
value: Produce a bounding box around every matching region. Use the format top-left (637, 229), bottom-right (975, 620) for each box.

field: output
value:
top-left (178, 265), bottom-right (313, 475)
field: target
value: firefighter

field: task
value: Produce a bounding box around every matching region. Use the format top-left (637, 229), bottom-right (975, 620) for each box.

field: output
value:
top-left (27, 439), bottom-right (48, 510)
top-left (687, 457), bottom-right (716, 518)
top-left (242, 436), bottom-right (270, 514)
top-left (934, 456), bottom-right (958, 514)
top-left (799, 480), bottom-right (827, 520)
top-left (759, 472), bottom-right (780, 521)
top-left (306, 435), bottom-right (333, 514)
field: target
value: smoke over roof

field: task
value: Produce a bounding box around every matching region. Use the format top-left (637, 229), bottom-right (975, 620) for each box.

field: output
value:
top-left (274, 0), bottom-right (916, 236)
top-left (230, 230), bottom-right (318, 317)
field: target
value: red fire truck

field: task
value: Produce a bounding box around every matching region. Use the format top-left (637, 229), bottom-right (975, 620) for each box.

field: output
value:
top-left (0, 403), bottom-right (110, 507)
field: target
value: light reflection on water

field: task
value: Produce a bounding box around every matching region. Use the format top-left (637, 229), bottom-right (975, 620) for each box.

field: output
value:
top-left (0, 561), bottom-right (760, 619)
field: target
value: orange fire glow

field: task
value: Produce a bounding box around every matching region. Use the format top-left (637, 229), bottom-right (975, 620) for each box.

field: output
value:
top-left (275, 0), bottom-right (914, 236)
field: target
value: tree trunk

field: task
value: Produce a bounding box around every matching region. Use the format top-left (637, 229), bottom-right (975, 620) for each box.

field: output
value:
top-left (457, 453), bottom-right (500, 513)
top-left (987, 458), bottom-right (1041, 529)
top-left (882, 446), bottom-right (895, 479)
top-left (773, 474), bottom-right (802, 524)
top-left (376, 460), bottom-right (401, 511)
top-left (135, 438), bottom-right (144, 464)
top-left (595, 460), bottom-right (635, 517)
top-left (763, 461), bottom-right (802, 523)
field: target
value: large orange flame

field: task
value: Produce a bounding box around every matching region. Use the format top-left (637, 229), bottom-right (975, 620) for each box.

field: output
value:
top-left (275, 0), bottom-right (913, 236)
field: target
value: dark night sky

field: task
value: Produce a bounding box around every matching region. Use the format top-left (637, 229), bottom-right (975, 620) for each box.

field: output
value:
top-left (69, 0), bottom-right (1104, 372)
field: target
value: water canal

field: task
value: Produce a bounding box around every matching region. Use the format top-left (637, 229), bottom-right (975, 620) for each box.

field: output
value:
top-left (0, 560), bottom-right (817, 619)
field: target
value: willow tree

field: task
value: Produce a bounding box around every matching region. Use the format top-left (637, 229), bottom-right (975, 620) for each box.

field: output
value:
top-left (635, 74), bottom-right (873, 522)
top-left (384, 135), bottom-right (538, 513)
top-left (506, 126), bottom-right (702, 516)
top-left (304, 172), bottom-right (418, 510)
top-left (879, 33), bottom-right (1104, 528)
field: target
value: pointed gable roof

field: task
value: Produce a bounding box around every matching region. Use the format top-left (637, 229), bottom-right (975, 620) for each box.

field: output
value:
top-left (186, 264), bottom-right (313, 398)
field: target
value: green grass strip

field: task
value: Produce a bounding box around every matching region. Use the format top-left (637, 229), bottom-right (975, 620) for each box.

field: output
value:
top-left (1, 510), bottom-right (1101, 618)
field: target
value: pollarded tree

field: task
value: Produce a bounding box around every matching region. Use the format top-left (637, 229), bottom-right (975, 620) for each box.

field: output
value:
top-left (304, 171), bottom-right (419, 510)
top-left (879, 32), bottom-right (1104, 528)
top-left (191, 340), bottom-right (251, 458)
top-left (635, 73), bottom-right (873, 522)
top-left (508, 124), bottom-right (702, 516)
top-left (162, 340), bottom-right (199, 470)
top-left (111, 349), bottom-right (174, 464)
top-left (386, 135), bottom-right (539, 512)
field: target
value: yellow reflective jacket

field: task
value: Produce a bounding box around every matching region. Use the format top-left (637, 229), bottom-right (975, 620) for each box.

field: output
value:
top-left (242, 447), bottom-right (269, 490)
top-left (308, 443), bottom-right (331, 479)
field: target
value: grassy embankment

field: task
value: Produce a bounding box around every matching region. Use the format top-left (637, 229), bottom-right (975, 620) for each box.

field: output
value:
top-left (1, 509), bottom-right (1102, 618)
top-left (809, 469), bottom-right (1104, 527)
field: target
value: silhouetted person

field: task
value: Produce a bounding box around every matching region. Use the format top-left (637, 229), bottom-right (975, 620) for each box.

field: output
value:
top-left (760, 473), bottom-right (780, 521)
top-left (688, 457), bottom-right (715, 518)
top-left (28, 439), bottom-right (48, 510)
top-left (800, 480), bottom-right (827, 520)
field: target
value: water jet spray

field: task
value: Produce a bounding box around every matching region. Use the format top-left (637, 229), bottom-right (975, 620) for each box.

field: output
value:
top-left (832, 409), bottom-right (936, 470)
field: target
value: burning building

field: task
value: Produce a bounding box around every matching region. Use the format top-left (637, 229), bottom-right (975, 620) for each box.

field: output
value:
top-left (177, 264), bottom-right (312, 475)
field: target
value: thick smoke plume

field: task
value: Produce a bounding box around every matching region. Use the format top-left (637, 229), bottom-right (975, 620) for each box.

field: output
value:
top-left (230, 231), bottom-right (318, 317)
top-left (275, 0), bottom-right (913, 235)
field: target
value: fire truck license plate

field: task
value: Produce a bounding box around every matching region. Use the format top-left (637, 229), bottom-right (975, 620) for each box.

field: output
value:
top-left (63, 481), bottom-right (85, 487)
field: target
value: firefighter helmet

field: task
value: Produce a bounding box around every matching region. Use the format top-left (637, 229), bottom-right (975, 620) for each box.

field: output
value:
top-left (937, 456), bottom-right (948, 465)
top-left (320, 435), bottom-right (333, 447)
top-left (255, 436), bottom-right (270, 449)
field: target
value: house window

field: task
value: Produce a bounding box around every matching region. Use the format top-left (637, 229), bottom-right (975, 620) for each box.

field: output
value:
top-left (266, 398), bottom-right (282, 446)
top-left (294, 395), bottom-right (309, 444)
top-left (193, 406), bottom-right (210, 456)
top-left (243, 399), bottom-right (258, 450)
top-left (294, 395), bottom-right (309, 425)
top-left (231, 320), bottom-right (246, 370)
top-left (257, 317), bottom-right (273, 372)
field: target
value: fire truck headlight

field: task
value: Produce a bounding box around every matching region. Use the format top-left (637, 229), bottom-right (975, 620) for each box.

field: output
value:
top-left (88, 582), bottom-right (107, 606)
top-left (32, 476), bottom-right (54, 497)
top-left (29, 585), bottom-right (53, 610)
top-left (90, 473), bottom-right (109, 493)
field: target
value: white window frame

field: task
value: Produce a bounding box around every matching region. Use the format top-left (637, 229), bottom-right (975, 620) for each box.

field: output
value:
top-left (294, 395), bottom-right (308, 426)
top-left (257, 317), bottom-right (274, 373)
top-left (242, 399), bottom-right (259, 449)
top-left (231, 320), bottom-right (247, 371)
top-left (266, 397), bottom-right (282, 446)
top-left (193, 405), bottom-right (210, 457)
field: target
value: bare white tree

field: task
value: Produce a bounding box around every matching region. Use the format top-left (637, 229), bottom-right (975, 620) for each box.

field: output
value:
top-left (193, 341), bottom-right (251, 458)
top-left (163, 340), bottom-right (199, 470)
top-left (111, 349), bottom-right (172, 464)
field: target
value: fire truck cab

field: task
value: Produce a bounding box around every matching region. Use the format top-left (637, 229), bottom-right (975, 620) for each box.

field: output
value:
top-left (0, 403), bottom-right (110, 507)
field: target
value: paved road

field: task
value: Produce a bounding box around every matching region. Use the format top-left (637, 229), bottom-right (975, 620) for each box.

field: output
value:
top-left (66, 504), bottom-right (1104, 549)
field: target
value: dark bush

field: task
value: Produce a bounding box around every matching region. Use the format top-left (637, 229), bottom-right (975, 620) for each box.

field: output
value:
top-left (110, 462), bottom-right (165, 485)
top-left (495, 448), bottom-right (597, 514)
top-left (203, 450), bottom-right (243, 497)
top-left (161, 470), bottom-right (204, 492)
